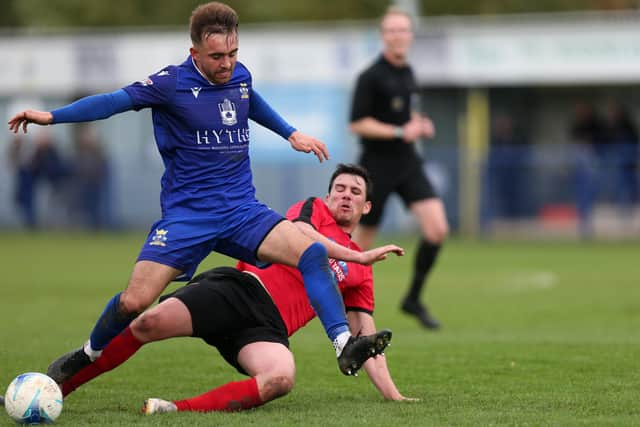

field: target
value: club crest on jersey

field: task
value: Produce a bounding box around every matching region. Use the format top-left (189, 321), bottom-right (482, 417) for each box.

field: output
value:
top-left (328, 258), bottom-right (348, 283)
top-left (138, 78), bottom-right (154, 87)
top-left (218, 98), bottom-right (237, 126)
top-left (239, 83), bottom-right (249, 99)
top-left (391, 96), bottom-right (404, 112)
top-left (191, 87), bottom-right (202, 99)
top-left (150, 229), bottom-right (169, 247)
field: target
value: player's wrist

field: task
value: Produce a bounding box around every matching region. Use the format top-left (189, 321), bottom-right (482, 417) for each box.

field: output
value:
top-left (393, 126), bottom-right (404, 139)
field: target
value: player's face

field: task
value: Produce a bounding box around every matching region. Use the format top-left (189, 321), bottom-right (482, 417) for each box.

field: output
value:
top-left (325, 174), bottom-right (371, 231)
top-left (190, 32), bottom-right (238, 84)
top-left (381, 14), bottom-right (413, 60)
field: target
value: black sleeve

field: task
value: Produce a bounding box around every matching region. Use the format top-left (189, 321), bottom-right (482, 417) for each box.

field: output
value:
top-left (291, 197), bottom-right (318, 229)
top-left (350, 70), bottom-right (376, 122)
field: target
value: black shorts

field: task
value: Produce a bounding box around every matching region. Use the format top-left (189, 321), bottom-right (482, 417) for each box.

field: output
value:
top-left (359, 150), bottom-right (437, 226)
top-left (164, 267), bottom-right (289, 375)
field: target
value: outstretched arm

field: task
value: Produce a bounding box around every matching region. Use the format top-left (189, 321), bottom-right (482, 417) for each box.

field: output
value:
top-left (8, 110), bottom-right (53, 133)
top-left (347, 311), bottom-right (418, 401)
top-left (8, 89), bottom-right (133, 134)
top-left (293, 221), bottom-right (403, 264)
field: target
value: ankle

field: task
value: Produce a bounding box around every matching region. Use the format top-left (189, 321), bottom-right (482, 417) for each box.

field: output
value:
top-left (332, 331), bottom-right (351, 357)
top-left (84, 340), bottom-right (102, 362)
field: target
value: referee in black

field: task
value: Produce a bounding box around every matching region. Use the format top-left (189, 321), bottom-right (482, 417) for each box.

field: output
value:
top-left (349, 6), bottom-right (448, 330)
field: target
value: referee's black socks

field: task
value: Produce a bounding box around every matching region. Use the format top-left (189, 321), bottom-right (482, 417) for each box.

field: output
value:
top-left (406, 239), bottom-right (441, 302)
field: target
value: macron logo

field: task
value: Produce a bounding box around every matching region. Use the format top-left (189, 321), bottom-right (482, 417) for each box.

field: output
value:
top-left (157, 70), bottom-right (170, 76)
top-left (191, 87), bottom-right (202, 99)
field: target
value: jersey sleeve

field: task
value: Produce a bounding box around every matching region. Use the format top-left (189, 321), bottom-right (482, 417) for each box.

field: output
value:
top-left (249, 89), bottom-right (296, 139)
top-left (350, 70), bottom-right (376, 122)
top-left (50, 89), bottom-right (133, 124)
top-left (121, 66), bottom-right (177, 110)
top-left (342, 265), bottom-right (375, 314)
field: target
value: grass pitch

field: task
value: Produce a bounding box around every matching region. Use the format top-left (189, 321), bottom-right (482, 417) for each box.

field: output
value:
top-left (0, 232), bottom-right (638, 426)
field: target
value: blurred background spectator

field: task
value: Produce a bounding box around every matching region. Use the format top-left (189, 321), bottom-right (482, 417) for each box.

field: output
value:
top-left (603, 99), bottom-right (639, 210)
top-left (570, 101), bottom-right (607, 237)
top-left (482, 112), bottom-right (531, 232)
top-left (8, 127), bottom-right (66, 229)
top-left (68, 123), bottom-right (113, 230)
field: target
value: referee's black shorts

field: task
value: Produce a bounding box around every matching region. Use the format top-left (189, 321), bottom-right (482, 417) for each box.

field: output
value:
top-left (359, 150), bottom-right (437, 227)
top-left (163, 266), bottom-right (289, 375)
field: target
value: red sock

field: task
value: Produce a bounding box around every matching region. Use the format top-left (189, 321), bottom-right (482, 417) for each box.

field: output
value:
top-left (61, 327), bottom-right (143, 397)
top-left (174, 377), bottom-right (262, 412)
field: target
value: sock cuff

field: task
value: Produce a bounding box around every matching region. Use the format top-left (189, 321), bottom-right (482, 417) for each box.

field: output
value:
top-left (419, 239), bottom-right (441, 250)
top-left (121, 326), bottom-right (144, 347)
top-left (247, 377), bottom-right (262, 405)
top-left (174, 399), bottom-right (190, 411)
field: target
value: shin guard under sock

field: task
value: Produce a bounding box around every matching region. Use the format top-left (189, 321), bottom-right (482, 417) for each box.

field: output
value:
top-left (297, 242), bottom-right (349, 341)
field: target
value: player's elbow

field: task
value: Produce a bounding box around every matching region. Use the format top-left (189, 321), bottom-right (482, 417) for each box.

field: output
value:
top-left (349, 121), bottom-right (363, 135)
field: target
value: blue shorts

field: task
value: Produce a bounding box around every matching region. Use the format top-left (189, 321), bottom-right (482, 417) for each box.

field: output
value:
top-left (137, 201), bottom-right (284, 281)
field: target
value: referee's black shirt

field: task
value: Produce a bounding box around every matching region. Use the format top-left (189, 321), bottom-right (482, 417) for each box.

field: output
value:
top-left (350, 54), bottom-right (418, 157)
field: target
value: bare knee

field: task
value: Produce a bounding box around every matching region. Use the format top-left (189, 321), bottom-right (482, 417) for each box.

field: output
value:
top-left (129, 311), bottom-right (161, 342)
top-left (259, 372), bottom-right (295, 402)
top-left (426, 223), bottom-right (449, 244)
top-left (421, 215), bottom-right (449, 244)
top-left (119, 290), bottom-right (153, 315)
top-left (122, 261), bottom-right (179, 314)
top-left (129, 298), bottom-right (193, 343)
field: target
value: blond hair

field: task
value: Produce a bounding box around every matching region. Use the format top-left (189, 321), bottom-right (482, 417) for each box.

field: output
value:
top-left (380, 6), bottom-right (413, 30)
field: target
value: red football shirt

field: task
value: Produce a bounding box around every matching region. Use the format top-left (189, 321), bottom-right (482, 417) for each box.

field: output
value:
top-left (237, 197), bottom-right (374, 336)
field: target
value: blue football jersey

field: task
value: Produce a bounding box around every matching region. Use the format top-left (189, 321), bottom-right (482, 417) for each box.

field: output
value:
top-left (123, 57), bottom-right (256, 218)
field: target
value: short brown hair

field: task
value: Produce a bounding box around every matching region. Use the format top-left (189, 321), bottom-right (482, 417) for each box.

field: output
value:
top-left (328, 163), bottom-right (373, 201)
top-left (189, 2), bottom-right (239, 45)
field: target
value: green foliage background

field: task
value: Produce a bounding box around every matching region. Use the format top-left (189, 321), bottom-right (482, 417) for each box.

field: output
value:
top-left (1, 0), bottom-right (638, 28)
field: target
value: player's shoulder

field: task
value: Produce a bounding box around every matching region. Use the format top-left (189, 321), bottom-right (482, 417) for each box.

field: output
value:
top-left (306, 197), bottom-right (331, 214)
top-left (286, 197), bottom-right (333, 224)
top-left (230, 61), bottom-right (252, 84)
top-left (125, 64), bottom-right (177, 96)
top-left (145, 63), bottom-right (178, 78)
top-left (286, 196), bottom-right (317, 219)
top-left (367, 55), bottom-right (387, 71)
top-left (143, 65), bottom-right (179, 87)
top-left (174, 57), bottom-right (202, 83)
top-left (356, 56), bottom-right (386, 82)
top-left (235, 61), bottom-right (250, 74)
top-left (310, 198), bottom-right (338, 227)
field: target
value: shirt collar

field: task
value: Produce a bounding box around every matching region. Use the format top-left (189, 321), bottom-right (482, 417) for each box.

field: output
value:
top-left (190, 56), bottom-right (216, 86)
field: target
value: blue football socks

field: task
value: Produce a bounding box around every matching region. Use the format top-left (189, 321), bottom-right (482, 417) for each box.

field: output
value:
top-left (297, 242), bottom-right (349, 341)
top-left (88, 292), bottom-right (138, 352)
